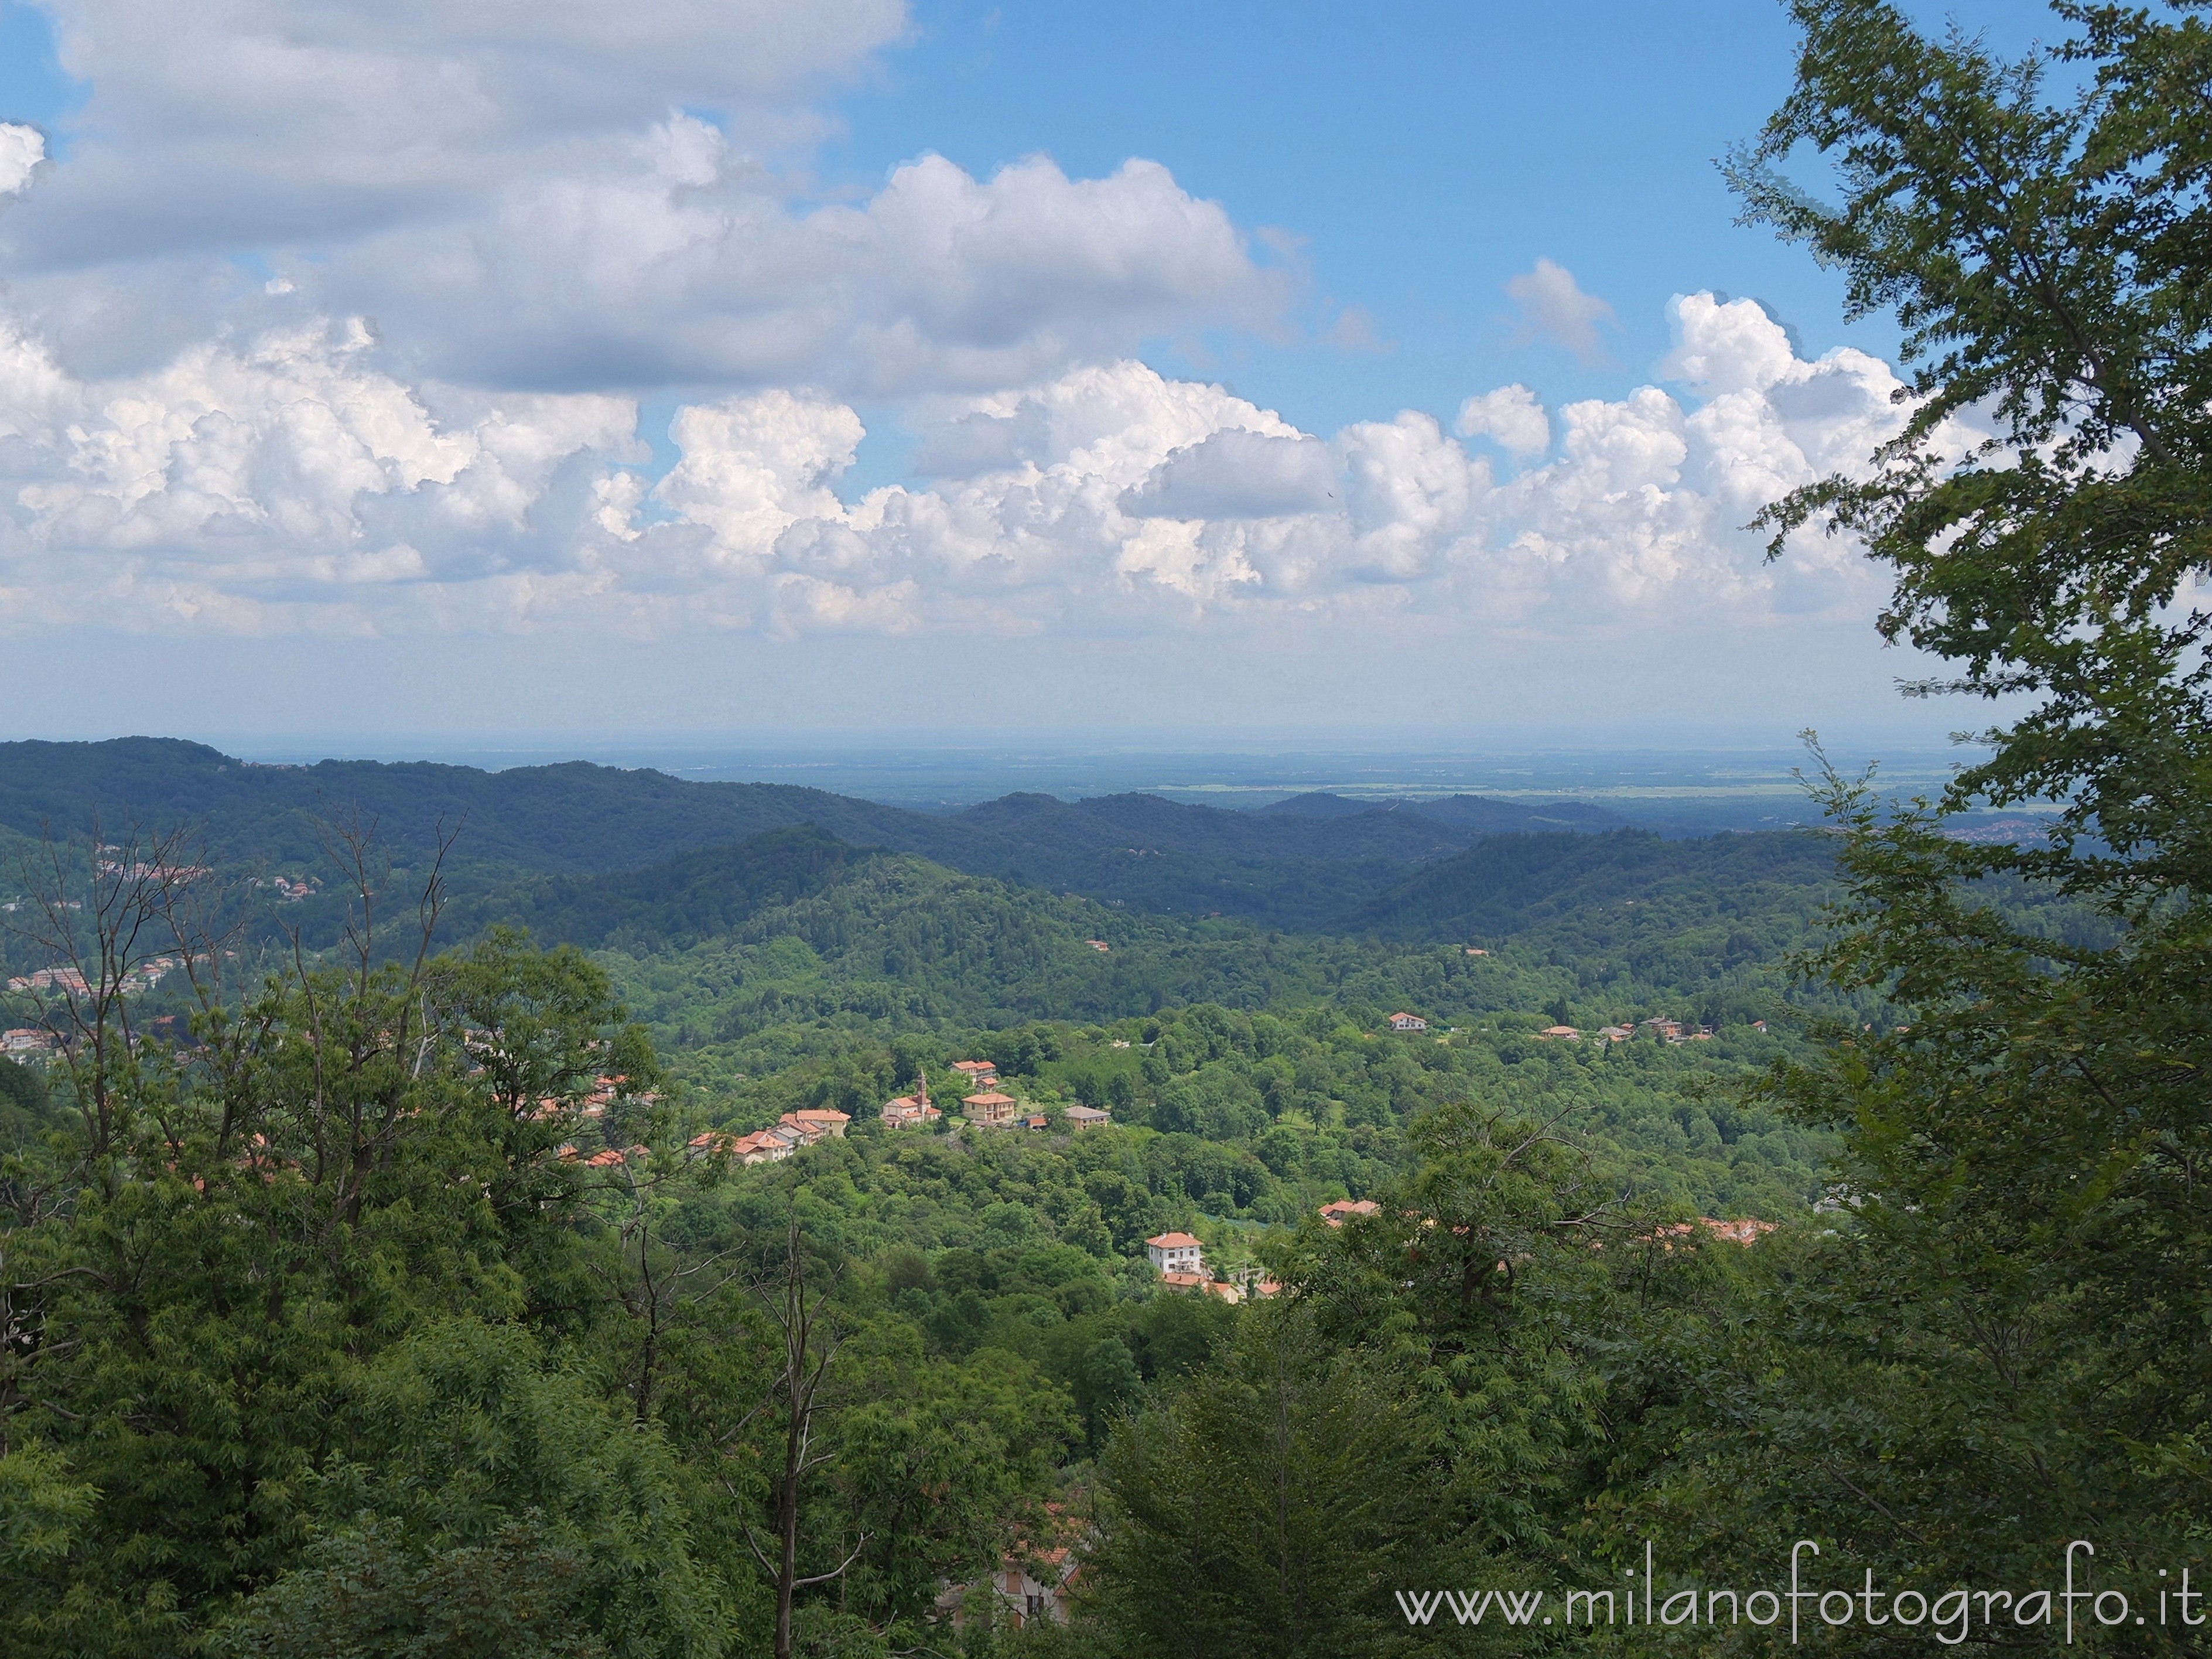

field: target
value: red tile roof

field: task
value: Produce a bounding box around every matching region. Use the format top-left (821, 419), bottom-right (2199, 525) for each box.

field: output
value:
top-left (1319, 1199), bottom-right (1380, 1227)
top-left (1147, 1231), bottom-right (1201, 1249)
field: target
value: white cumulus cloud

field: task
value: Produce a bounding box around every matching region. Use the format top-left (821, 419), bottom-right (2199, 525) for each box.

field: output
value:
top-left (1506, 257), bottom-right (1615, 364)
top-left (0, 3), bottom-right (1288, 395)
top-left (0, 125), bottom-right (43, 199)
top-left (0, 292), bottom-right (1969, 642)
top-left (1455, 384), bottom-right (1550, 461)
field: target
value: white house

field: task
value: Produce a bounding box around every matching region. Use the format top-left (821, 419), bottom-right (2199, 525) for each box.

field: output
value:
top-left (1146, 1231), bottom-right (1203, 1276)
top-left (1386, 1011), bottom-right (1427, 1032)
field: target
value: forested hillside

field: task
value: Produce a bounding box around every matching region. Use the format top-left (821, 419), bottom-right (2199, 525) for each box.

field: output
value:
top-left (0, 739), bottom-right (1635, 927)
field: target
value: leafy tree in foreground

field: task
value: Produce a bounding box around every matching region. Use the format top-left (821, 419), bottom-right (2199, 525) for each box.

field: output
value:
top-left (0, 840), bottom-right (760, 1657)
top-left (1079, 1302), bottom-right (1467, 1659)
top-left (1646, 0), bottom-right (2212, 1631)
top-left (216, 1318), bottom-right (724, 1659)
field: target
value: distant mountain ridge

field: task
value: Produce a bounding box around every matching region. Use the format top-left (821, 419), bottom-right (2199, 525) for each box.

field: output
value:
top-left (1343, 825), bottom-right (1837, 946)
top-left (445, 814), bottom-right (1831, 995)
top-left (0, 737), bottom-right (1630, 928)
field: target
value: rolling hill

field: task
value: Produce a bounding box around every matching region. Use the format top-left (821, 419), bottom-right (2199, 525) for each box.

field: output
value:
top-left (0, 738), bottom-right (1638, 927)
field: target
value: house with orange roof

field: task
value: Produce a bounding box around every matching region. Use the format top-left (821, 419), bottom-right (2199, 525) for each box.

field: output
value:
top-left (962, 1090), bottom-right (1021, 1128)
top-left (1387, 1011), bottom-right (1428, 1032)
top-left (1537, 1025), bottom-right (1582, 1040)
top-left (1157, 1271), bottom-right (1205, 1293)
top-left (767, 1110), bottom-right (850, 1150)
top-left (733, 1131), bottom-right (791, 1165)
top-left (951, 1059), bottom-right (1000, 1088)
top-left (935, 1505), bottom-right (1085, 1630)
top-left (1696, 1216), bottom-right (1776, 1246)
top-left (880, 1095), bottom-right (942, 1129)
top-left (1146, 1231), bottom-right (1203, 1276)
top-left (1319, 1199), bottom-right (1380, 1227)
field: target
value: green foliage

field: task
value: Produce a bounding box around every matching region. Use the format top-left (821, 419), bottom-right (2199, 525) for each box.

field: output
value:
top-left (445, 827), bottom-right (874, 953)
top-left (825, 1326), bottom-right (1078, 1633)
top-left (1731, 0), bottom-right (2212, 880)
top-left (1081, 1305), bottom-right (1467, 1659)
top-left (0, 1056), bottom-right (51, 1146)
top-left (217, 1319), bottom-right (726, 1659)
top-left (1584, 1), bottom-right (2212, 1637)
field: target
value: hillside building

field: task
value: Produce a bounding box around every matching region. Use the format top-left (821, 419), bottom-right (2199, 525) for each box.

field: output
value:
top-left (882, 1068), bottom-right (942, 1128)
top-left (1319, 1199), bottom-right (1380, 1227)
top-left (733, 1131), bottom-right (791, 1165)
top-left (1146, 1231), bottom-right (1203, 1276)
top-left (962, 1090), bottom-right (1021, 1128)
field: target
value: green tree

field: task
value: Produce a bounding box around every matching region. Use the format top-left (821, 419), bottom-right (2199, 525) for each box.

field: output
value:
top-left (1072, 1337), bottom-right (1143, 1453)
top-left (0, 844), bottom-right (731, 1656)
top-left (1081, 1303), bottom-right (1467, 1659)
top-left (215, 1319), bottom-right (727, 1659)
top-left (1653, 0), bottom-right (2212, 1620)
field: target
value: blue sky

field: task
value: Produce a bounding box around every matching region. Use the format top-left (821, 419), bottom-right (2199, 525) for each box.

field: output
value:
top-left (0, 0), bottom-right (2063, 746)
top-left (819, 0), bottom-right (2044, 480)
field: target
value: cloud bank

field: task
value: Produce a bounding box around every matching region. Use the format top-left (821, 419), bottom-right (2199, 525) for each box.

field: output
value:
top-left (0, 2), bottom-right (1286, 392)
top-left (0, 289), bottom-right (1944, 640)
top-left (0, 1), bottom-right (1959, 674)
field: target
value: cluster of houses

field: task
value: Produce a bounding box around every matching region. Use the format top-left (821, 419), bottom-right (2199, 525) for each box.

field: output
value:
top-left (2, 1027), bottom-right (60, 1057)
top-left (521, 1073), bottom-right (652, 1126)
top-left (5, 965), bottom-right (90, 996)
top-left (1537, 1016), bottom-right (1764, 1043)
top-left (682, 1107), bottom-right (851, 1166)
top-left (94, 855), bottom-right (210, 883)
top-left (250, 875), bottom-right (319, 901)
top-left (6, 954), bottom-right (191, 997)
top-left (884, 1062), bottom-right (1111, 1134)
top-left (662, 1056), bottom-right (1123, 1177)
top-left (1142, 1230), bottom-right (1279, 1304)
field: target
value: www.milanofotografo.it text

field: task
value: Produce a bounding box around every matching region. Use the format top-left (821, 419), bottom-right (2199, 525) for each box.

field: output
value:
top-left (1397, 1542), bottom-right (2203, 1644)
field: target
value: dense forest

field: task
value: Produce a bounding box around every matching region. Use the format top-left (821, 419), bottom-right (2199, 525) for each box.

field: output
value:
top-left (6, 3), bottom-right (2212, 1654)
